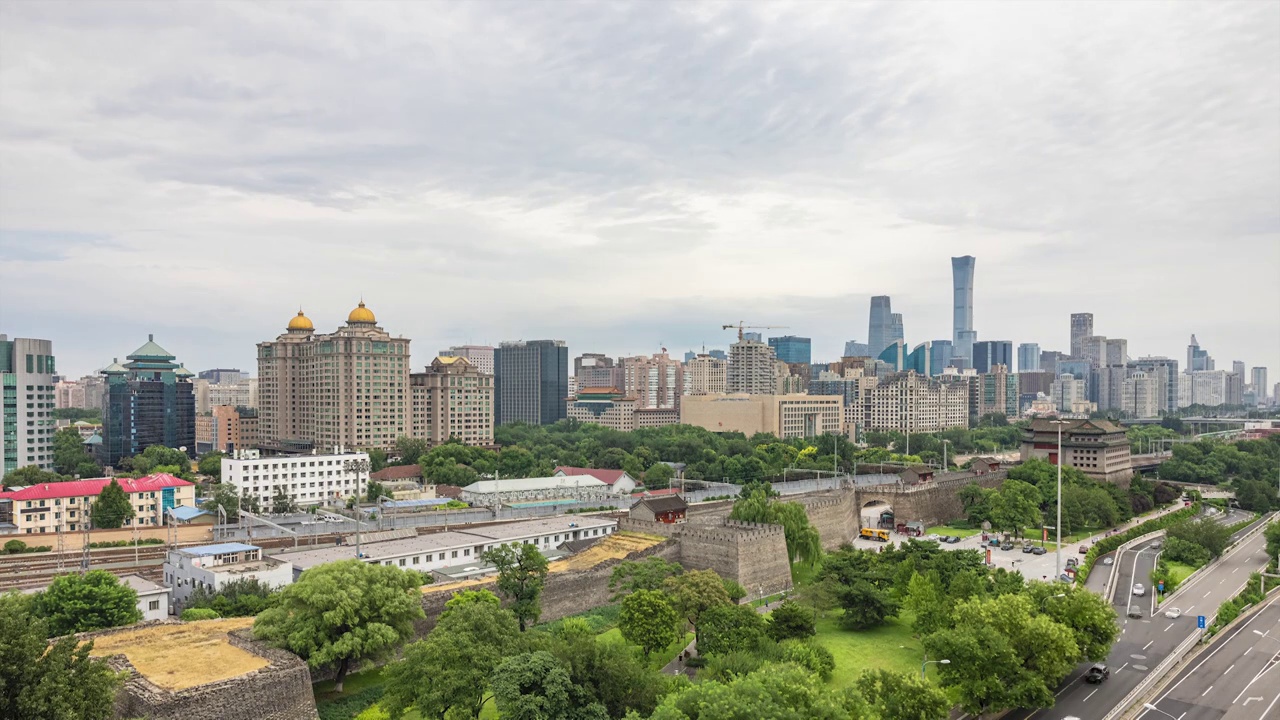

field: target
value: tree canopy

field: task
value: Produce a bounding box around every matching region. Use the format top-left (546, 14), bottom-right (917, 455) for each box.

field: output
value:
top-left (482, 543), bottom-right (550, 632)
top-left (32, 571), bottom-right (141, 637)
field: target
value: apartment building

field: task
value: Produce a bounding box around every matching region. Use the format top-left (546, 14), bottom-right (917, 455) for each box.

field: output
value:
top-left (727, 339), bottom-right (776, 395)
top-left (221, 449), bottom-right (370, 507)
top-left (684, 354), bottom-right (728, 395)
top-left (978, 365), bottom-right (1019, 418)
top-left (0, 336), bottom-right (57, 477)
top-left (195, 405), bottom-right (246, 455)
top-left (866, 372), bottom-right (969, 433)
top-left (409, 356), bottom-right (495, 447)
top-left (620, 353), bottom-right (683, 410)
top-left (0, 473), bottom-right (196, 534)
top-left (1121, 371), bottom-right (1160, 419)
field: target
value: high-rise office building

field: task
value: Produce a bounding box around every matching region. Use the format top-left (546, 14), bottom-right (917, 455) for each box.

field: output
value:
top-left (742, 332), bottom-right (762, 343)
top-left (768, 336), bottom-right (812, 365)
top-left (1129, 356), bottom-right (1179, 413)
top-left (889, 313), bottom-right (905, 349)
top-left (843, 340), bottom-right (871, 358)
top-left (979, 364), bottom-right (1019, 418)
top-left (727, 339), bottom-right (777, 395)
top-left (0, 335), bottom-right (57, 477)
top-left (1070, 313), bottom-right (1094, 358)
top-left (494, 340), bottom-right (569, 426)
top-left (1251, 367), bottom-right (1269, 403)
top-left (1121, 372), bottom-right (1159, 419)
top-left (868, 296), bottom-right (894, 358)
top-left (410, 356), bottom-right (495, 447)
top-left (952, 255), bottom-right (976, 351)
top-left (1080, 336), bottom-right (1108, 368)
top-left (1051, 374), bottom-right (1087, 412)
top-left (1105, 339), bottom-right (1128, 367)
top-left (905, 342), bottom-right (932, 376)
top-left (574, 354), bottom-right (620, 391)
top-left (877, 341), bottom-right (907, 372)
top-left (621, 352), bottom-right (684, 410)
top-left (685, 354), bottom-right (728, 395)
top-left (1231, 361), bottom-right (1246, 394)
top-left (1091, 365), bottom-right (1128, 412)
top-left (1017, 343), bottom-right (1041, 373)
top-left (1040, 350), bottom-right (1065, 376)
top-left (955, 330), bottom-right (977, 368)
top-left (257, 304), bottom-right (411, 454)
top-left (930, 340), bottom-right (954, 376)
top-left (972, 340), bottom-right (1013, 374)
top-left (1187, 335), bottom-right (1213, 373)
top-left (439, 346), bottom-right (495, 376)
top-left (100, 336), bottom-right (197, 466)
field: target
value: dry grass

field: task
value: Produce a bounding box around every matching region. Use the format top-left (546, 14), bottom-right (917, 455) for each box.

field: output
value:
top-left (423, 531), bottom-right (666, 595)
top-left (87, 618), bottom-right (267, 690)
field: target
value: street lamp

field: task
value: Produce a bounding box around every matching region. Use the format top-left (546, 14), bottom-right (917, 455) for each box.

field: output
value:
top-left (1041, 593), bottom-right (1066, 610)
top-left (941, 439), bottom-right (950, 471)
top-left (1048, 419), bottom-right (1072, 580)
top-left (921, 658), bottom-right (950, 679)
top-left (1142, 703), bottom-right (1178, 720)
top-left (343, 458), bottom-right (371, 559)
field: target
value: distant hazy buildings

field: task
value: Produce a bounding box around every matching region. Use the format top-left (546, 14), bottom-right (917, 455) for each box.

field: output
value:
top-left (1121, 372), bottom-right (1160, 419)
top-left (1017, 343), bottom-right (1041, 373)
top-left (198, 368), bottom-right (244, 384)
top-left (495, 340), bottom-right (569, 426)
top-left (952, 255), bottom-right (976, 359)
top-left (1251, 367), bottom-right (1269, 403)
top-left (55, 375), bottom-right (105, 411)
top-left (727, 339), bottom-right (777, 395)
top-left (1051, 373), bottom-right (1088, 413)
top-left (439, 346), bottom-right (495, 376)
top-left (257, 304), bottom-right (410, 454)
top-left (1187, 335), bottom-right (1213, 373)
top-left (866, 372), bottom-right (969, 433)
top-left (0, 335), bottom-right (57, 477)
top-left (972, 340), bottom-right (1013, 375)
top-left (1130, 356), bottom-right (1179, 413)
top-left (979, 364), bottom-right (1019, 418)
top-left (1040, 350), bottom-right (1065, 376)
top-left (575, 354), bottom-right (620, 392)
top-left (195, 405), bottom-right (245, 455)
top-left (868, 296), bottom-right (903, 359)
top-left (930, 340), bottom-right (954, 376)
top-left (621, 352), bottom-right (683, 410)
top-left (100, 336), bottom-right (196, 466)
top-left (768, 336), bottom-right (812, 365)
top-left (843, 340), bottom-right (871, 358)
top-left (410, 356), bottom-right (495, 447)
top-left (1180, 370), bottom-right (1240, 408)
top-left (1070, 313), bottom-right (1094, 358)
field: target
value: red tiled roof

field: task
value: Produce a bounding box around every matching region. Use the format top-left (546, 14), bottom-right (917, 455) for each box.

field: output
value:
top-left (555, 466), bottom-right (629, 486)
top-left (435, 484), bottom-right (464, 499)
top-left (0, 473), bottom-right (192, 502)
top-left (371, 464), bottom-right (422, 481)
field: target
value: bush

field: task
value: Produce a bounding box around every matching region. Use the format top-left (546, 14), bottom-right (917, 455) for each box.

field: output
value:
top-left (767, 600), bottom-right (816, 642)
top-left (181, 608), bottom-right (220, 621)
top-left (777, 640), bottom-right (835, 682)
top-left (702, 651), bottom-right (763, 681)
top-left (684, 655), bottom-right (707, 668)
top-left (4, 539), bottom-right (27, 554)
top-left (1077, 503), bottom-right (1199, 584)
top-left (1163, 536), bottom-right (1211, 567)
top-left (317, 685), bottom-right (386, 720)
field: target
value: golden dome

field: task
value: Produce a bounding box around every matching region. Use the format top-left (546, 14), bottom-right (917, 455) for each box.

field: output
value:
top-left (288, 309), bottom-right (314, 331)
top-left (347, 300), bottom-right (376, 324)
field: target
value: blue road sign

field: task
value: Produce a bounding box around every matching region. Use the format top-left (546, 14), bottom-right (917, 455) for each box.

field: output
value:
top-left (1158, 581), bottom-right (1165, 592)
top-left (1197, 615), bottom-right (1206, 629)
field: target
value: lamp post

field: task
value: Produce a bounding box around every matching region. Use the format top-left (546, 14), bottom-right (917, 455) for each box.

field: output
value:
top-left (1041, 593), bottom-right (1065, 609)
top-left (343, 458), bottom-right (371, 559)
top-left (1049, 420), bottom-right (1071, 580)
top-left (1142, 703), bottom-right (1178, 720)
top-left (941, 440), bottom-right (950, 471)
top-left (921, 658), bottom-right (950, 679)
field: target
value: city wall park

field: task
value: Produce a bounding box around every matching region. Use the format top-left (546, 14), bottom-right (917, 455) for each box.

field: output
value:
top-left (86, 467), bottom-right (1011, 720)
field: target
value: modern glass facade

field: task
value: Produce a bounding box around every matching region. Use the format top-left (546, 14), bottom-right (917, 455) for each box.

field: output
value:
top-left (99, 336), bottom-right (196, 466)
top-left (1017, 343), bottom-right (1041, 373)
top-left (929, 340), bottom-right (953, 376)
top-left (495, 340), bottom-right (569, 426)
top-left (868, 296), bottom-right (893, 359)
top-left (952, 255), bottom-right (975, 347)
top-left (768, 336), bottom-right (812, 365)
top-left (972, 340), bottom-right (1013, 374)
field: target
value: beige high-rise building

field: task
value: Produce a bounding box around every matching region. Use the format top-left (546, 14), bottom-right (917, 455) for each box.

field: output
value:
top-left (727, 339), bottom-right (776, 395)
top-left (620, 352), bottom-right (683, 410)
top-left (439, 345), bottom-right (495, 376)
top-left (1121, 371), bottom-right (1159, 419)
top-left (685, 354), bottom-right (727, 395)
top-left (681, 393), bottom-right (843, 439)
top-left (257, 303), bottom-right (410, 453)
top-left (866, 372), bottom-right (969, 433)
top-left (409, 356), bottom-right (495, 447)
top-left (195, 405), bottom-right (244, 454)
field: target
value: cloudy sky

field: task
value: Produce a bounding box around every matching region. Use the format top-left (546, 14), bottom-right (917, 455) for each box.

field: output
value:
top-left (1, 1), bottom-right (1277, 382)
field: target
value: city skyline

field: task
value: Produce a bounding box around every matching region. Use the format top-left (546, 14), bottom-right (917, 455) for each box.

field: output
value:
top-left (1, 3), bottom-right (1276, 381)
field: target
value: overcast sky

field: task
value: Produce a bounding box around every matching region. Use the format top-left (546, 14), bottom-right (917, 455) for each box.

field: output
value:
top-left (1, 1), bottom-right (1277, 383)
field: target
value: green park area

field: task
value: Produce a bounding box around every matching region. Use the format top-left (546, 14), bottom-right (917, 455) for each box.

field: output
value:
top-left (808, 612), bottom-right (922, 686)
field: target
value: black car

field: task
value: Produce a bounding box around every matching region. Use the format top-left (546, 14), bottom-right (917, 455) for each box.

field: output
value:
top-left (1032, 546), bottom-right (1047, 555)
top-left (1000, 542), bottom-right (1014, 551)
top-left (945, 536), bottom-right (962, 544)
top-left (1085, 664), bottom-right (1110, 684)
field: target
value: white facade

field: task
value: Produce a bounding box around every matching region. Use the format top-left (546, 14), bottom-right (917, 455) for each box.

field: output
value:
top-left (121, 574), bottom-right (170, 620)
top-left (1121, 371), bottom-right (1160, 419)
top-left (727, 340), bottom-right (776, 395)
top-left (865, 372), bottom-right (968, 433)
top-left (221, 450), bottom-right (370, 507)
top-left (164, 543), bottom-right (294, 609)
top-left (1051, 374), bottom-right (1087, 412)
top-left (684, 354), bottom-right (728, 395)
top-left (2, 336), bottom-right (57, 476)
top-left (439, 345), bottom-right (495, 375)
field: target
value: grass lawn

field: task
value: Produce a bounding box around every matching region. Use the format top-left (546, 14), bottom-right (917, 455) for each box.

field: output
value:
top-left (810, 611), bottom-right (927, 688)
top-left (597, 627), bottom-right (693, 670)
top-left (925, 525), bottom-right (980, 538)
top-left (1165, 561), bottom-right (1198, 585)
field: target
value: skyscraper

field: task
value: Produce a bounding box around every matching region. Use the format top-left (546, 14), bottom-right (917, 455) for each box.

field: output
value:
top-left (868, 296), bottom-right (893, 358)
top-left (1187, 335), bottom-right (1213, 372)
top-left (1017, 343), bottom-right (1041, 373)
top-left (889, 314), bottom-right (905, 348)
top-left (258, 304), bottom-right (411, 453)
top-left (768, 336), bottom-right (812, 365)
top-left (727, 339), bottom-right (777, 394)
top-left (494, 340), bottom-right (569, 425)
top-left (1070, 313), bottom-right (1094, 357)
top-left (1105, 339), bottom-right (1128, 367)
top-left (1130, 356), bottom-right (1179, 413)
top-left (1232, 361), bottom-right (1246, 389)
top-left (1251, 367), bottom-right (1269, 402)
top-left (621, 352), bottom-right (684, 410)
top-left (930, 340), bottom-right (954, 376)
top-left (952, 255), bottom-right (976, 351)
top-left (0, 335), bottom-right (57, 477)
top-left (101, 335), bottom-right (197, 466)
top-left (972, 340), bottom-right (1013, 374)
top-left (843, 340), bottom-right (871, 358)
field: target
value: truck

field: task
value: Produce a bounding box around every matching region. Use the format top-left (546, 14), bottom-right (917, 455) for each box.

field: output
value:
top-left (860, 528), bottom-right (890, 542)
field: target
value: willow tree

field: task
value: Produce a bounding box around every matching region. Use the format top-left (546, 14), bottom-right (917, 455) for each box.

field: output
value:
top-left (730, 488), bottom-right (822, 566)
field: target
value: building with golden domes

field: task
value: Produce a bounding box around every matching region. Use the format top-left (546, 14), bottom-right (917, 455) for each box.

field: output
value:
top-left (256, 302), bottom-right (410, 454)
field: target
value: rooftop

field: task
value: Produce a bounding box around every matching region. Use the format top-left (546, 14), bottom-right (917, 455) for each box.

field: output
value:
top-left (120, 574), bottom-right (167, 595)
top-left (633, 496), bottom-right (688, 513)
top-left (452, 515), bottom-right (616, 541)
top-left (464, 475), bottom-right (609, 494)
top-left (370, 464), bottom-right (423, 481)
top-left (0, 473), bottom-right (193, 503)
top-left (176, 542), bottom-right (260, 557)
top-left (271, 530), bottom-right (484, 571)
top-left (554, 466), bottom-right (631, 486)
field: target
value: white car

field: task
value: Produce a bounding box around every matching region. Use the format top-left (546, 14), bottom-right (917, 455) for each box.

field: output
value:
top-left (1164, 607), bottom-right (1182, 619)
top-left (1133, 584), bottom-right (1146, 597)
top-left (1102, 557), bottom-right (1115, 566)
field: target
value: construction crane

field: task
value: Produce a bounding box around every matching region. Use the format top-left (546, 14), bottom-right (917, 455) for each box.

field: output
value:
top-left (722, 322), bottom-right (789, 343)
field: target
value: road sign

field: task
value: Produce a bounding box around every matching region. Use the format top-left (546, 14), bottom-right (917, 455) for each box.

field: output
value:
top-left (1158, 581), bottom-right (1164, 592)
top-left (1197, 615), bottom-right (1206, 629)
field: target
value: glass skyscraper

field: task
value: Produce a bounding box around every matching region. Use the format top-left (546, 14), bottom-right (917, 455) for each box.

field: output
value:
top-left (868, 296), bottom-right (895, 358)
top-left (1017, 343), bottom-right (1041, 373)
top-left (768, 336), bottom-right (812, 365)
top-left (952, 256), bottom-right (975, 359)
top-left (972, 340), bottom-right (1013, 374)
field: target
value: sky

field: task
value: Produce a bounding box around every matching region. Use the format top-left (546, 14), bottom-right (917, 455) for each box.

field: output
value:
top-left (1, 1), bottom-right (1277, 383)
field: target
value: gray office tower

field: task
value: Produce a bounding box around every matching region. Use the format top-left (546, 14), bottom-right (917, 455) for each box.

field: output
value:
top-left (1017, 343), bottom-right (1041, 373)
top-left (843, 340), bottom-right (871, 358)
top-left (494, 340), bottom-right (569, 426)
top-left (868, 296), bottom-right (895, 358)
top-left (1187, 335), bottom-right (1213, 373)
top-left (1130, 356), bottom-right (1179, 412)
top-left (1070, 314), bottom-right (1094, 357)
top-left (972, 340), bottom-right (1013, 374)
top-left (952, 256), bottom-right (976, 356)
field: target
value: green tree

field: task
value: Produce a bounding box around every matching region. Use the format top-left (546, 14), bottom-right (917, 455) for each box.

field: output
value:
top-left (2, 465), bottom-right (65, 485)
top-left (767, 599), bottom-right (816, 642)
top-left (904, 571), bottom-right (948, 636)
top-left (838, 580), bottom-right (899, 630)
top-left (366, 480), bottom-right (387, 503)
top-left (482, 543), bottom-right (550, 631)
top-left (729, 489), bottom-right (823, 566)
top-left (855, 668), bottom-right (950, 720)
top-left (91, 479), bottom-right (135, 529)
top-left (1265, 519), bottom-right (1280, 564)
top-left (1167, 516), bottom-right (1233, 558)
top-left (696, 603), bottom-right (766, 656)
top-left (491, 650), bottom-right (606, 720)
top-left (366, 448), bottom-right (388, 472)
top-left (0, 592), bottom-right (123, 720)
top-left (200, 483), bottom-right (253, 521)
top-left (382, 591), bottom-right (519, 720)
top-left (989, 479), bottom-right (1044, 538)
top-left (270, 486), bottom-right (297, 514)
top-left (180, 608), bottom-right (220, 621)
top-left (197, 451), bottom-right (225, 480)
top-left (643, 462), bottom-right (674, 490)
top-left (609, 556), bottom-right (684, 600)
top-left (648, 664), bottom-right (868, 720)
top-left (618, 589), bottom-right (681, 658)
top-left (1026, 584), bottom-right (1118, 662)
top-left (186, 578), bottom-right (279, 617)
top-left (393, 436), bottom-right (431, 466)
top-left (33, 570), bottom-right (141, 636)
top-left (52, 427), bottom-right (101, 478)
top-left (722, 579), bottom-right (747, 604)
top-left (253, 560), bottom-right (423, 692)
top-left (4, 540), bottom-right (27, 554)
top-left (664, 569), bottom-right (732, 644)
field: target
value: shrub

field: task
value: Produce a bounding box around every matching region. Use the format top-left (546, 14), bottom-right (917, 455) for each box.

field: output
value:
top-left (1077, 503), bottom-right (1199, 584)
top-left (777, 640), bottom-right (835, 682)
top-left (4, 539), bottom-right (27, 554)
top-left (181, 608), bottom-right (220, 621)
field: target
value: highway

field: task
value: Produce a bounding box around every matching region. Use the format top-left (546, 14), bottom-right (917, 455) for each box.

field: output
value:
top-left (1003, 508), bottom-right (1266, 720)
top-left (1139, 586), bottom-right (1280, 720)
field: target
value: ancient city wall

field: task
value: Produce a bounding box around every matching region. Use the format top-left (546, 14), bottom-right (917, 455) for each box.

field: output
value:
top-left (796, 493), bottom-right (856, 550)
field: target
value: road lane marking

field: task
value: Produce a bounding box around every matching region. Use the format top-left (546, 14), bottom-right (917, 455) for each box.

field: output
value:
top-left (1144, 641), bottom-right (1154, 650)
top-left (1259, 691), bottom-right (1280, 719)
top-left (1206, 590), bottom-right (1213, 597)
top-left (1226, 664), bottom-right (1235, 674)
top-left (1233, 566), bottom-right (1240, 573)
top-left (1165, 623), bottom-right (1175, 632)
top-left (1202, 685), bottom-right (1214, 696)
top-left (1085, 688), bottom-right (1098, 701)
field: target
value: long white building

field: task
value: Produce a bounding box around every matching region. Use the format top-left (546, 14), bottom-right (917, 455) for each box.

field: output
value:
top-left (221, 449), bottom-right (370, 507)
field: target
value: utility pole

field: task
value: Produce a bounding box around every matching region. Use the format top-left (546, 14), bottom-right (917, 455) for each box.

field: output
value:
top-left (1050, 420), bottom-right (1071, 579)
top-left (343, 458), bottom-right (370, 559)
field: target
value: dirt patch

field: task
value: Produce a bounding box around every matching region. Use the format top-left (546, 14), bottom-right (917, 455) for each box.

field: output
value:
top-left (87, 618), bottom-right (267, 690)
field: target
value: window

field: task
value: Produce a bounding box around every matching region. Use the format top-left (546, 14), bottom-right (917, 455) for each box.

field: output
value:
top-left (149, 600), bottom-right (160, 611)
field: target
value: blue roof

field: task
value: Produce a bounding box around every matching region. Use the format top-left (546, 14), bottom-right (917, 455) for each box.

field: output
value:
top-left (182, 542), bottom-right (259, 556)
top-left (169, 506), bottom-right (210, 521)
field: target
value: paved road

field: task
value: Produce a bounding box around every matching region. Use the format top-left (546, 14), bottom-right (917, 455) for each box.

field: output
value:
top-left (1140, 594), bottom-right (1280, 720)
top-left (1002, 511), bottom-right (1270, 720)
